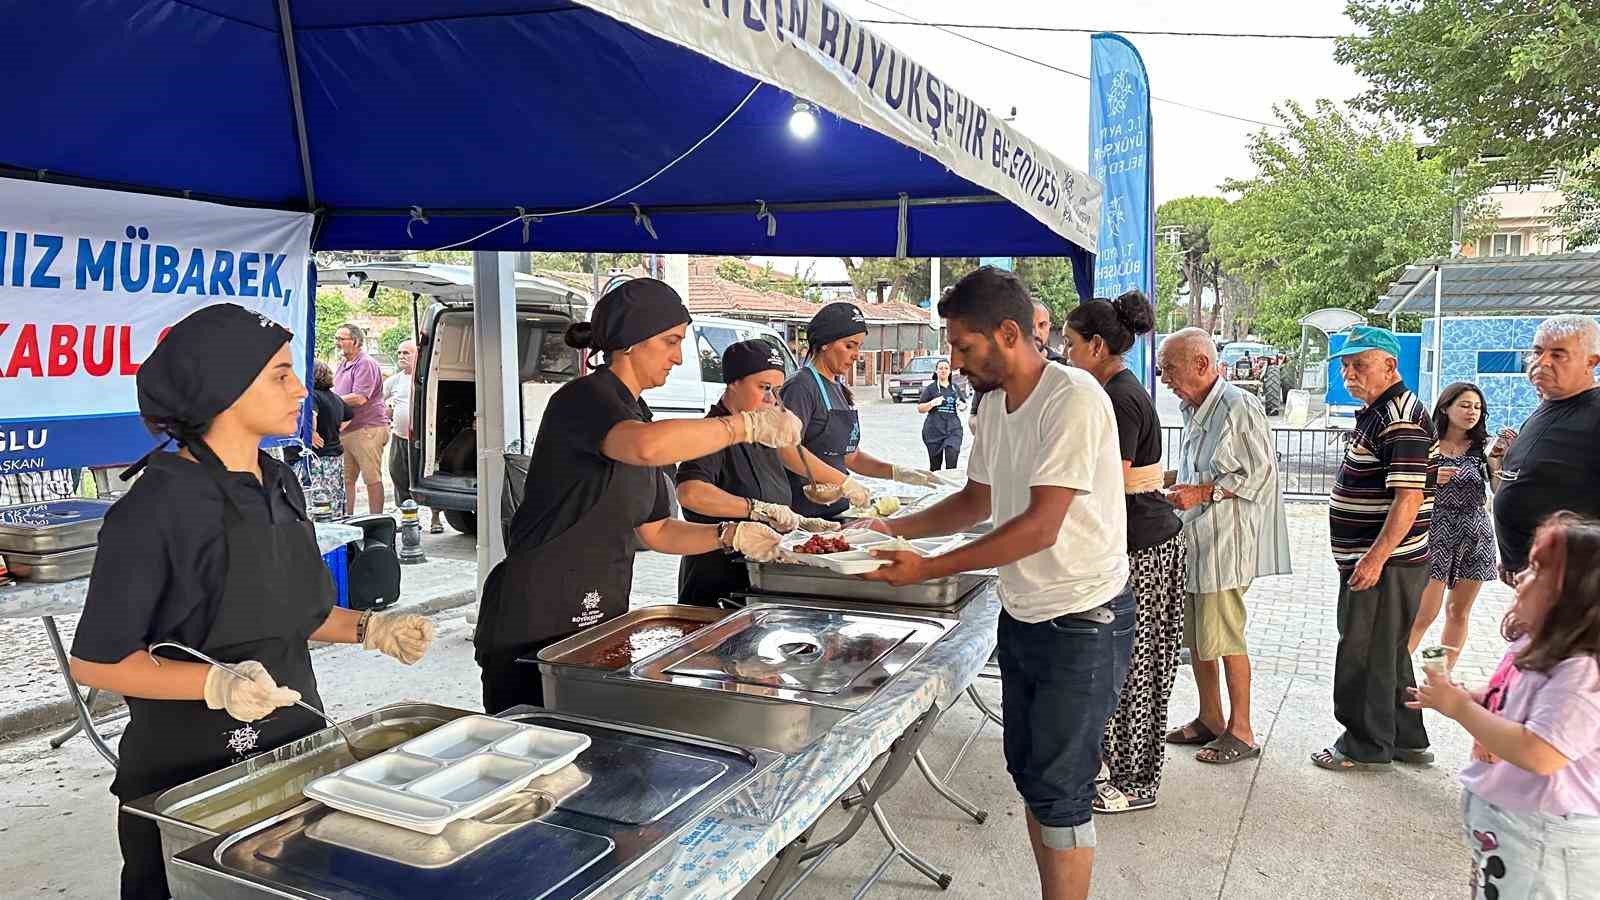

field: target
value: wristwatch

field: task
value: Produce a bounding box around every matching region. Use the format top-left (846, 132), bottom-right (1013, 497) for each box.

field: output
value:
top-left (1210, 484), bottom-right (1225, 503)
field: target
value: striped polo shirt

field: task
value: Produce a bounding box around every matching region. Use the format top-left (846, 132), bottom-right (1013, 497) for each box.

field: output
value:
top-left (1329, 381), bottom-right (1435, 569)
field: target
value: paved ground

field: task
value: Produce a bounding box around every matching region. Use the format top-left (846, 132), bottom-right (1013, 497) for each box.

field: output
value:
top-left (0, 395), bottom-right (1501, 898)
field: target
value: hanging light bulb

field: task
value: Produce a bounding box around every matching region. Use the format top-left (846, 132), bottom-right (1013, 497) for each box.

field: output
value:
top-left (788, 101), bottom-right (818, 140)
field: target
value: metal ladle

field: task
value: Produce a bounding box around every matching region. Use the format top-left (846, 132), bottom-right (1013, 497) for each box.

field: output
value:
top-left (147, 641), bottom-right (382, 760)
top-left (763, 385), bottom-right (839, 505)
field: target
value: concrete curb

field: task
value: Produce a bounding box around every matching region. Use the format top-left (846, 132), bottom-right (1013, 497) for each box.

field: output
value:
top-left (0, 582), bottom-right (479, 744)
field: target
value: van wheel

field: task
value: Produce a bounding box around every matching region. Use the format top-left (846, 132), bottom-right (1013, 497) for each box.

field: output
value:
top-left (891, 395), bottom-right (902, 403)
top-left (444, 510), bottom-right (477, 535)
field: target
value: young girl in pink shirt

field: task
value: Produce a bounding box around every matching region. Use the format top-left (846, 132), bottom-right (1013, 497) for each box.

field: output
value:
top-left (1410, 512), bottom-right (1600, 898)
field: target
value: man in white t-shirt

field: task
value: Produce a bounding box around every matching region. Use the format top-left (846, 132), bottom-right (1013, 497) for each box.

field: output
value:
top-left (864, 266), bottom-right (1132, 900)
top-left (384, 340), bottom-right (443, 532)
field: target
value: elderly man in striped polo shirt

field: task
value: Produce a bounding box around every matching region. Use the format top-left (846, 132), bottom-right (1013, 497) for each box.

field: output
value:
top-left (1314, 325), bottom-right (1435, 772)
top-left (1158, 329), bottom-right (1291, 766)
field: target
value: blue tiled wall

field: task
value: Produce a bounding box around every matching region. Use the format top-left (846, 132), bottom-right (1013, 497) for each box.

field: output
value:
top-left (1418, 316), bottom-right (1600, 432)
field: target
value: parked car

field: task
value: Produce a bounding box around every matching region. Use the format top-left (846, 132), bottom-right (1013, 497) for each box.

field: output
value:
top-left (642, 316), bottom-right (799, 418)
top-left (887, 355), bottom-right (947, 403)
top-left (318, 264), bottom-right (797, 533)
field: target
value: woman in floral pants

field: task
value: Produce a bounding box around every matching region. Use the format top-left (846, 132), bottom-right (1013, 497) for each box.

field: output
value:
top-left (1064, 292), bottom-right (1189, 813)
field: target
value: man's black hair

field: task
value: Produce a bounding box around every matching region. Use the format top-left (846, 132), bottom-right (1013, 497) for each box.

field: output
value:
top-left (937, 266), bottom-right (1033, 337)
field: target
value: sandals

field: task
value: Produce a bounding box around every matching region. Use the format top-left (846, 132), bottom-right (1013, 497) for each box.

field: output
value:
top-left (1196, 733), bottom-right (1262, 765)
top-left (1093, 782), bottom-right (1157, 815)
top-left (1311, 747), bottom-right (1388, 772)
top-left (428, 522), bottom-right (445, 534)
top-left (1394, 747), bottom-right (1435, 766)
top-left (1165, 719), bottom-right (1220, 746)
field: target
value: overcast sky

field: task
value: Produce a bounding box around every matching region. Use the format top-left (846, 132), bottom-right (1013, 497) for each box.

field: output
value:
top-left (756, 0), bottom-right (1370, 280)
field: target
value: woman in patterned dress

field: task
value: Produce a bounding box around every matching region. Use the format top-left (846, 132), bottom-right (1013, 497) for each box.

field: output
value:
top-left (1064, 290), bottom-right (1188, 814)
top-left (303, 361), bottom-right (351, 515)
top-left (1407, 382), bottom-right (1498, 671)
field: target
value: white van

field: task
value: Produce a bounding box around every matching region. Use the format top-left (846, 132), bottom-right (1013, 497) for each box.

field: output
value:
top-left (317, 263), bottom-right (795, 532)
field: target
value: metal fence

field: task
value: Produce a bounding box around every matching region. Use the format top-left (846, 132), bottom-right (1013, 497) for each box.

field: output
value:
top-left (1160, 426), bottom-right (1350, 500)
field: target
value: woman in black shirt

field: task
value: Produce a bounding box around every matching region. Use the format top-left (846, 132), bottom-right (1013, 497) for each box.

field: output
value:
top-left (916, 359), bottom-right (968, 471)
top-left (300, 360), bottom-right (352, 513)
top-left (1064, 289), bottom-right (1187, 815)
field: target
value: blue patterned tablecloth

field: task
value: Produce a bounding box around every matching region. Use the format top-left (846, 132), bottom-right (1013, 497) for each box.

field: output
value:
top-left (0, 522), bottom-right (362, 620)
top-left (618, 584), bottom-right (1000, 899)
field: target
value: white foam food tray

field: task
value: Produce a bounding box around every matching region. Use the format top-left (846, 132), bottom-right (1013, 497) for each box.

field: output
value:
top-left (303, 715), bottom-right (590, 835)
top-left (778, 531), bottom-right (960, 575)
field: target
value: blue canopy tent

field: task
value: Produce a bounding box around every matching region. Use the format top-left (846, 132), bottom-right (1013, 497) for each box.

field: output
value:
top-left (4, 0), bottom-right (1101, 574)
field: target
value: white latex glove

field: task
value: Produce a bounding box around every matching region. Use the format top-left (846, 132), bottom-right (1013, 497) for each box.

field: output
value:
top-left (749, 500), bottom-right (801, 533)
top-left (840, 477), bottom-right (872, 509)
top-left (891, 465), bottom-right (944, 487)
top-left (730, 521), bottom-right (783, 562)
top-left (800, 517), bottom-right (841, 533)
top-left (364, 612), bottom-right (436, 665)
top-left (203, 660), bottom-right (302, 723)
top-left (740, 408), bottom-right (803, 448)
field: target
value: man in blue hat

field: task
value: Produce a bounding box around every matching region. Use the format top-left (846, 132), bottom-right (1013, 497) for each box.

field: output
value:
top-left (1313, 325), bottom-right (1436, 772)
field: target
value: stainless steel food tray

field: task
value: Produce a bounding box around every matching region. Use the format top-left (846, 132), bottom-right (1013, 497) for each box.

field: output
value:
top-left (537, 604), bottom-right (724, 671)
top-left (304, 715), bottom-right (590, 835)
top-left (167, 709), bottom-right (784, 900)
top-left (747, 531), bottom-right (994, 608)
top-left (125, 702), bottom-right (472, 891)
top-left (5, 545), bottom-right (98, 582)
top-left (0, 498), bottom-right (112, 553)
top-left (539, 604), bottom-right (954, 754)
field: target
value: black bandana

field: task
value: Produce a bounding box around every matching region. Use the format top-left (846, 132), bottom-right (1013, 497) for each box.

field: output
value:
top-left (137, 303), bottom-right (293, 438)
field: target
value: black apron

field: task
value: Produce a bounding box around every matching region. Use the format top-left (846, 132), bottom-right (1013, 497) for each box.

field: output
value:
top-left (114, 444), bottom-right (334, 900)
top-left (474, 456), bottom-right (660, 713)
top-left (921, 382), bottom-right (964, 453)
top-left (788, 365), bottom-right (861, 519)
top-left (677, 433), bottom-right (791, 607)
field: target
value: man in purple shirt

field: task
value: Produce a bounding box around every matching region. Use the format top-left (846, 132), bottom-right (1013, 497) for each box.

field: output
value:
top-left (333, 323), bottom-right (389, 515)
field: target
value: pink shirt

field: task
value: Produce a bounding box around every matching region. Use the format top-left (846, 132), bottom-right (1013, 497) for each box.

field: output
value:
top-left (334, 352), bottom-right (388, 432)
top-left (1460, 639), bottom-right (1600, 816)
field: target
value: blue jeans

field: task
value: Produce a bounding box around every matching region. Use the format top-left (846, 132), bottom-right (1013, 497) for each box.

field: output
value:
top-left (998, 586), bottom-right (1136, 830)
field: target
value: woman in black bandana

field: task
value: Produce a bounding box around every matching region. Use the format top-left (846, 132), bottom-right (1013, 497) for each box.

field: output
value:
top-left (68, 303), bottom-right (437, 899)
top-left (475, 279), bottom-right (803, 713)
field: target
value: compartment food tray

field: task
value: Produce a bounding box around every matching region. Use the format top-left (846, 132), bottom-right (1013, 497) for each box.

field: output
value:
top-left (303, 715), bottom-right (590, 835)
top-left (778, 530), bottom-right (962, 575)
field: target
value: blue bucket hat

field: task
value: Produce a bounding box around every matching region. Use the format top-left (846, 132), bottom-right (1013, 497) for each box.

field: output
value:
top-left (1330, 325), bottom-right (1401, 360)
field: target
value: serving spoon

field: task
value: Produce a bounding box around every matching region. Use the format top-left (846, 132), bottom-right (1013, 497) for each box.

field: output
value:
top-left (148, 641), bottom-right (385, 760)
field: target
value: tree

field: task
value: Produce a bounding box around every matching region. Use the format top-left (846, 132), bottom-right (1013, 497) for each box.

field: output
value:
top-left (378, 323), bottom-right (413, 361)
top-left (313, 290), bottom-right (355, 360)
top-left (1157, 196), bottom-right (1229, 330)
top-left (1213, 100), bottom-right (1491, 348)
top-left (1153, 240), bottom-right (1185, 332)
top-left (840, 258), bottom-right (922, 304)
top-left (1551, 150), bottom-right (1600, 249)
top-left (714, 258), bottom-right (819, 300)
top-left (1012, 258), bottom-right (1079, 323)
top-left (1337, 1), bottom-right (1600, 179)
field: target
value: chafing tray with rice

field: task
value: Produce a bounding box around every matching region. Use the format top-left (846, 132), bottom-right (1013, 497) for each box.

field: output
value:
top-left (538, 603), bottom-right (954, 754)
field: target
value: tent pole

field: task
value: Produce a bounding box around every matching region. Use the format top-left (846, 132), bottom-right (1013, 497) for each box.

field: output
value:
top-left (471, 253), bottom-right (520, 603)
top-left (1431, 263), bottom-right (1443, 407)
top-left (274, 0), bottom-right (318, 209)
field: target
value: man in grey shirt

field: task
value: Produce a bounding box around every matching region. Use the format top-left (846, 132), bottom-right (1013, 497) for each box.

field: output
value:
top-left (1158, 329), bottom-right (1291, 765)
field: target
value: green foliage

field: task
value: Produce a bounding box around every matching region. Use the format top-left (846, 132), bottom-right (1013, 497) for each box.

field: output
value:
top-left (715, 258), bottom-right (819, 300)
top-left (1551, 151), bottom-right (1600, 249)
top-left (1153, 241), bottom-right (1185, 331)
top-left (1157, 196), bottom-right (1230, 330)
top-left (1337, 1), bottom-right (1600, 179)
top-left (378, 323), bottom-right (413, 361)
top-left (840, 257), bottom-right (922, 304)
top-left (313, 290), bottom-right (355, 360)
top-left (1012, 258), bottom-right (1079, 322)
top-left (1214, 100), bottom-right (1488, 347)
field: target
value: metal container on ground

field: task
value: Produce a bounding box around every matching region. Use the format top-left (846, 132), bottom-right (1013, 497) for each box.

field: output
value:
top-left (166, 708), bottom-right (783, 899)
top-left (0, 499), bottom-right (113, 554)
top-left (538, 604), bottom-right (953, 754)
top-left (123, 702), bottom-right (471, 890)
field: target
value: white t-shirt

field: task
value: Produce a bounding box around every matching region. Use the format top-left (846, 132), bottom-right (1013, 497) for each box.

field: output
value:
top-left (385, 372), bottom-right (412, 439)
top-left (967, 362), bottom-right (1129, 622)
